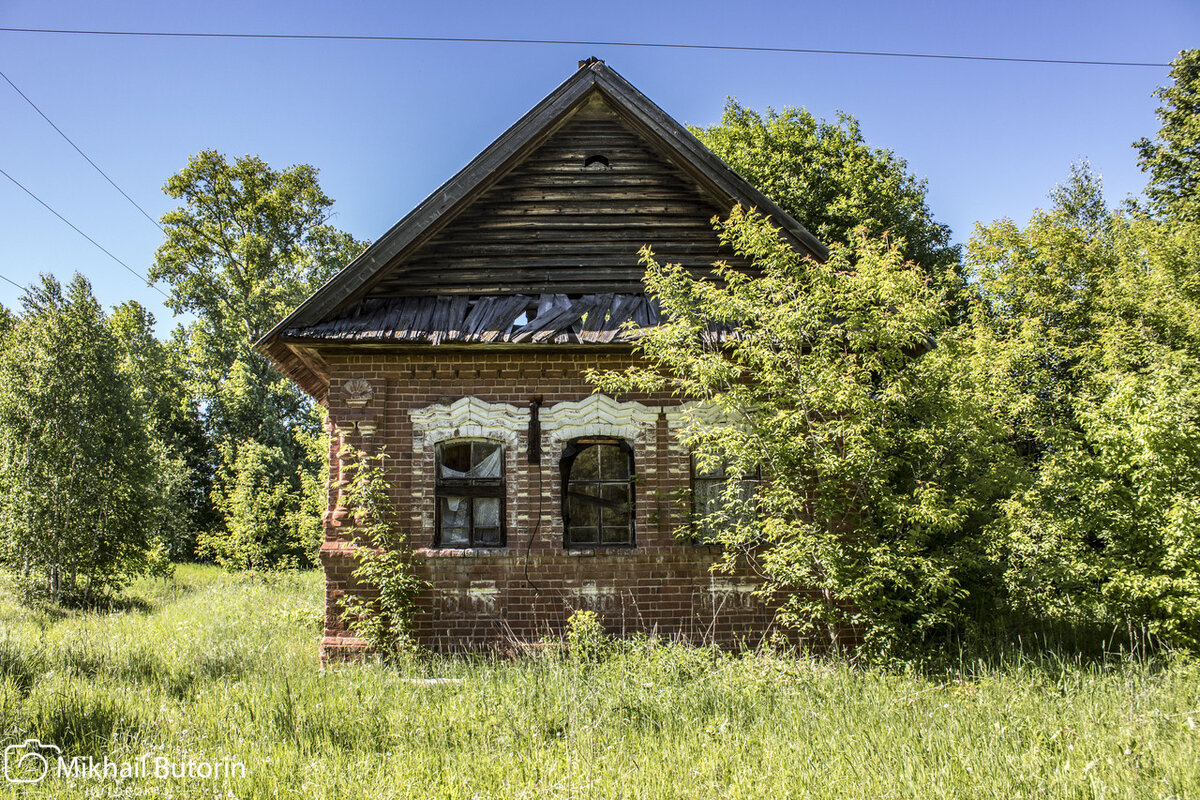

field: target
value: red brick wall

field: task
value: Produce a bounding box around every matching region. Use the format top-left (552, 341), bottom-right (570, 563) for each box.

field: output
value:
top-left (318, 348), bottom-right (779, 658)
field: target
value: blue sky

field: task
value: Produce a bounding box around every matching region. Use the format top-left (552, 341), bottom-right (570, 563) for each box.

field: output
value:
top-left (1, 0), bottom-right (1196, 333)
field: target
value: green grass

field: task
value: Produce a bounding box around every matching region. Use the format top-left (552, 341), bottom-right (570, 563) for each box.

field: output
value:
top-left (0, 565), bottom-right (1196, 798)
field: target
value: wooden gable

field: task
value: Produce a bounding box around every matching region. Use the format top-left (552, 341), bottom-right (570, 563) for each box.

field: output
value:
top-left (366, 95), bottom-right (754, 297)
top-left (256, 60), bottom-right (826, 400)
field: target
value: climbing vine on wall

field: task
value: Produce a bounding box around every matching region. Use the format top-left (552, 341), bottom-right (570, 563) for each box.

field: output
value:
top-left (337, 447), bottom-right (425, 659)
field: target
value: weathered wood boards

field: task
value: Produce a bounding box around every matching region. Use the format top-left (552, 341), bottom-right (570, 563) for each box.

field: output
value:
top-left (256, 61), bottom-right (819, 399)
top-left (281, 292), bottom-right (709, 345)
top-left (364, 103), bottom-right (752, 298)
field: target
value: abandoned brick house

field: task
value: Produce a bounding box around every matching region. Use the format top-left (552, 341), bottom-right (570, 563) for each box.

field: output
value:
top-left (256, 59), bottom-right (828, 657)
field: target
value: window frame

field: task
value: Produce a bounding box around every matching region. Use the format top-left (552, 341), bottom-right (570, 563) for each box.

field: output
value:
top-left (434, 438), bottom-right (506, 548)
top-left (689, 454), bottom-right (760, 544)
top-left (560, 437), bottom-right (636, 548)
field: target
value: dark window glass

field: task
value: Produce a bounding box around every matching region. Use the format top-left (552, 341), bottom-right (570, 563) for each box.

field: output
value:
top-left (691, 456), bottom-right (759, 544)
top-left (435, 440), bottom-right (504, 547)
top-left (562, 439), bottom-right (634, 547)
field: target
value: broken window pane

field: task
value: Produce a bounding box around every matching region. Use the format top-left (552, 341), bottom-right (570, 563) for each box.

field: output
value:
top-left (435, 440), bottom-right (505, 548)
top-left (441, 441), bottom-right (502, 479)
top-left (440, 442), bottom-right (472, 474)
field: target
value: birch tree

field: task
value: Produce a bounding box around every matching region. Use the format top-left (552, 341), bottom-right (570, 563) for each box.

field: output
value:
top-left (0, 275), bottom-right (156, 602)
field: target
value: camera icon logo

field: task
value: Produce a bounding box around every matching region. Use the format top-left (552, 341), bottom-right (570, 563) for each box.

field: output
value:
top-left (4, 739), bottom-right (60, 783)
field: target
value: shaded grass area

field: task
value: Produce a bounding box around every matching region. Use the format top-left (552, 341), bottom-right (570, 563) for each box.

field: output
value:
top-left (0, 565), bottom-right (1195, 798)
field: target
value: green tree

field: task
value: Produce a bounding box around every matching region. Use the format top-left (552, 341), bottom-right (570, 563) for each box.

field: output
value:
top-left (150, 151), bottom-right (367, 568)
top-left (0, 304), bottom-right (16, 340)
top-left (201, 408), bottom-right (329, 571)
top-left (594, 209), bottom-right (1012, 657)
top-left (1135, 49), bottom-right (1200, 224)
top-left (692, 102), bottom-right (960, 281)
top-left (0, 275), bottom-right (158, 602)
top-left (152, 150), bottom-right (366, 345)
top-left (968, 47), bottom-right (1200, 649)
top-left (203, 438), bottom-right (305, 570)
top-left (970, 166), bottom-right (1200, 647)
top-left (968, 165), bottom-right (1114, 448)
top-left (109, 302), bottom-right (212, 558)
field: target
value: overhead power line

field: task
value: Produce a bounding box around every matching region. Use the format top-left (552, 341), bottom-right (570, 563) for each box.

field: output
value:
top-left (0, 272), bottom-right (27, 292)
top-left (0, 27), bottom-right (1173, 68)
top-left (0, 166), bottom-right (169, 298)
top-left (0, 68), bottom-right (163, 231)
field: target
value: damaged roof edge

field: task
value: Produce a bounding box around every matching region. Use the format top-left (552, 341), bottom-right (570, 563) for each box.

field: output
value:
top-left (254, 64), bottom-right (606, 356)
top-left (254, 60), bottom-right (826, 362)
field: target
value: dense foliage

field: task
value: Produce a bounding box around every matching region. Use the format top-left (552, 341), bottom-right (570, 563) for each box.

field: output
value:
top-left (971, 165), bottom-right (1200, 648)
top-left (151, 151), bottom-right (365, 570)
top-left (108, 301), bottom-right (210, 560)
top-left (598, 51), bottom-right (1200, 655)
top-left (0, 276), bottom-right (165, 602)
top-left (594, 210), bottom-right (1012, 656)
top-left (691, 101), bottom-right (960, 282)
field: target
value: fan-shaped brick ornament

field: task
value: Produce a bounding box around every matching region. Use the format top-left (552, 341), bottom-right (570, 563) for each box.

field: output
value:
top-left (343, 378), bottom-right (374, 407)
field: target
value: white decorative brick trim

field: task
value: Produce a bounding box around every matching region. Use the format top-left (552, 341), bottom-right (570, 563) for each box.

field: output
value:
top-left (664, 400), bottom-right (735, 432)
top-left (409, 397), bottom-right (530, 448)
top-left (540, 394), bottom-right (660, 442)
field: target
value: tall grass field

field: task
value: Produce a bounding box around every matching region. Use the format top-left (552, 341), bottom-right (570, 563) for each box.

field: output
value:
top-left (0, 565), bottom-right (1195, 798)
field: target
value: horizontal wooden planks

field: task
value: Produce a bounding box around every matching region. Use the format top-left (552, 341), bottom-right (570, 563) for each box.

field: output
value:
top-left (362, 104), bottom-right (754, 299)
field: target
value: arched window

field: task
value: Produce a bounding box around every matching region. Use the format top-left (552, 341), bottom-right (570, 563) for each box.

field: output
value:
top-left (561, 438), bottom-right (634, 547)
top-left (435, 440), bottom-right (504, 547)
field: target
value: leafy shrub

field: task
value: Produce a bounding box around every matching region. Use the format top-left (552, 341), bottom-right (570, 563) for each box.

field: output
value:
top-left (337, 448), bottom-right (425, 660)
top-left (592, 210), bottom-right (1012, 658)
top-left (565, 609), bottom-right (610, 661)
top-left (203, 438), bottom-right (309, 571)
top-left (972, 170), bottom-right (1200, 648)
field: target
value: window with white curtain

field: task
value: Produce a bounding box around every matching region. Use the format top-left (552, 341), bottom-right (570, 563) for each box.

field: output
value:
top-left (435, 440), bottom-right (504, 547)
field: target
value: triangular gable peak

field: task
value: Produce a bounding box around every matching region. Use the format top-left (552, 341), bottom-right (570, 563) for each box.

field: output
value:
top-left (256, 60), bottom-right (826, 399)
top-left (365, 93), bottom-right (755, 297)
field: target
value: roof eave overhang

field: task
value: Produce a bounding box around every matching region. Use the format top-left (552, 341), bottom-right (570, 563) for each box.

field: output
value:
top-left (278, 336), bottom-right (639, 353)
top-left (255, 65), bottom-right (607, 355)
top-left (255, 61), bottom-right (828, 396)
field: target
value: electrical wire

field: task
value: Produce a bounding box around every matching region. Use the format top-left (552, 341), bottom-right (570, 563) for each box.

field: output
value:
top-left (0, 24), bottom-right (1175, 310)
top-left (0, 69), bottom-right (163, 231)
top-left (0, 166), bottom-right (169, 298)
top-left (0, 26), bottom-right (1173, 68)
top-left (0, 273), bottom-right (27, 291)
top-left (523, 448), bottom-right (544, 595)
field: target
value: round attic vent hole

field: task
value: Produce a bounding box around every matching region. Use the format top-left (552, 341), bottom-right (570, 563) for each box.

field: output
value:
top-left (583, 154), bottom-right (610, 171)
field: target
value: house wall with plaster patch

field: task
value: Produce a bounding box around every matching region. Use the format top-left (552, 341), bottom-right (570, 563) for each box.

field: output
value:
top-left (317, 349), bottom-right (779, 657)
